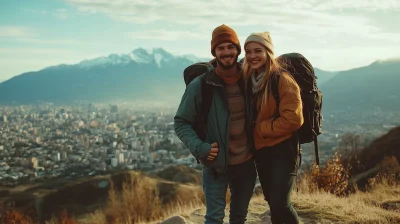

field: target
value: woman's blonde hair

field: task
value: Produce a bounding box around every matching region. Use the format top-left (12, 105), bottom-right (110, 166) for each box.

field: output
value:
top-left (243, 46), bottom-right (287, 109)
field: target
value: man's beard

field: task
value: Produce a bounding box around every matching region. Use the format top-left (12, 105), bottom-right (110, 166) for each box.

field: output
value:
top-left (216, 54), bottom-right (239, 69)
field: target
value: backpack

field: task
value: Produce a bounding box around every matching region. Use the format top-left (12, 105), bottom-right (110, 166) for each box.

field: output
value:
top-left (183, 59), bottom-right (217, 141)
top-left (274, 53), bottom-right (323, 165)
top-left (182, 59), bottom-right (245, 141)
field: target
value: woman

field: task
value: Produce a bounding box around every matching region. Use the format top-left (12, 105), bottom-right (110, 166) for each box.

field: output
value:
top-left (243, 32), bottom-right (303, 224)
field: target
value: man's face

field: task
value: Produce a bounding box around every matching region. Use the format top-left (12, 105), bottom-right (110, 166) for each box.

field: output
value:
top-left (215, 43), bottom-right (239, 69)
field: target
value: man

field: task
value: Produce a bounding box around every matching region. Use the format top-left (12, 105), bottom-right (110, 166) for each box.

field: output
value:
top-left (174, 24), bottom-right (257, 224)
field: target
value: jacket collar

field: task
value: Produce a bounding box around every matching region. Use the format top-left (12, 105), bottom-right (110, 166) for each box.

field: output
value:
top-left (205, 63), bottom-right (243, 87)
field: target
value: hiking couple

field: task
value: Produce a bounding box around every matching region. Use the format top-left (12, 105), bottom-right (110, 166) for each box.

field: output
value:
top-left (174, 24), bottom-right (309, 224)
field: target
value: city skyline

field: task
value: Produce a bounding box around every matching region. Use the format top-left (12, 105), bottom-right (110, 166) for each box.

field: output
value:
top-left (0, 0), bottom-right (399, 80)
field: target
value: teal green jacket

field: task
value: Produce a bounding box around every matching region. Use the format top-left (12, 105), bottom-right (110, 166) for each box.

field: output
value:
top-left (174, 69), bottom-right (254, 173)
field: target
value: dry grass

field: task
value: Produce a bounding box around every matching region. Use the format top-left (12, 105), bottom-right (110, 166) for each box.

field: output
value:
top-left (77, 172), bottom-right (204, 224)
top-left (285, 152), bottom-right (400, 224)
top-left (5, 151), bottom-right (399, 224)
top-left (291, 182), bottom-right (400, 224)
top-left (78, 156), bottom-right (399, 224)
top-left (45, 209), bottom-right (79, 224)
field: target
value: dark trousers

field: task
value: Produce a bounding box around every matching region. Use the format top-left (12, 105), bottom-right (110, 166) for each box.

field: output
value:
top-left (202, 158), bottom-right (257, 224)
top-left (255, 136), bottom-right (301, 224)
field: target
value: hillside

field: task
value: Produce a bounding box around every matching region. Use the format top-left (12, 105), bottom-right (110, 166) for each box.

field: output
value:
top-left (314, 68), bottom-right (337, 85)
top-left (319, 59), bottom-right (400, 111)
top-left (0, 169), bottom-right (203, 222)
top-left (344, 126), bottom-right (400, 188)
top-left (1, 163), bottom-right (399, 224)
top-left (358, 126), bottom-right (400, 170)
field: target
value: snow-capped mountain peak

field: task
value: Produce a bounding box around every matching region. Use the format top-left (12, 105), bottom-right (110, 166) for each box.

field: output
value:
top-left (75, 48), bottom-right (202, 69)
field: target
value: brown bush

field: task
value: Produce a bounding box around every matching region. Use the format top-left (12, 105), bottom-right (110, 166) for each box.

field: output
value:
top-left (379, 156), bottom-right (400, 183)
top-left (104, 173), bottom-right (163, 223)
top-left (308, 152), bottom-right (349, 196)
top-left (48, 209), bottom-right (79, 224)
top-left (367, 156), bottom-right (400, 188)
top-left (0, 208), bottom-right (36, 224)
top-left (103, 172), bottom-right (204, 224)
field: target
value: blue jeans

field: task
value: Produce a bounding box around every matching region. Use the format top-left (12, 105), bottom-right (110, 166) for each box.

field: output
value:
top-left (202, 158), bottom-right (257, 224)
top-left (255, 136), bottom-right (301, 224)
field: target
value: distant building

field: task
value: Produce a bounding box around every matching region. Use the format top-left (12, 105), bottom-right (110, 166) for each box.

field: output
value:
top-left (31, 157), bottom-right (38, 169)
top-left (54, 153), bottom-right (60, 162)
top-left (144, 137), bottom-right (150, 157)
top-left (131, 138), bottom-right (138, 148)
top-left (110, 105), bottom-right (118, 113)
top-left (111, 158), bottom-right (118, 167)
top-left (61, 151), bottom-right (68, 160)
top-left (118, 153), bottom-right (124, 164)
top-left (113, 113), bottom-right (120, 121)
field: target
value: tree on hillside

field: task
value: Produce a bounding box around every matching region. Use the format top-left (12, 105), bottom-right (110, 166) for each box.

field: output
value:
top-left (338, 133), bottom-right (364, 177)
top-left (339, 133), bottom-right (361, 152)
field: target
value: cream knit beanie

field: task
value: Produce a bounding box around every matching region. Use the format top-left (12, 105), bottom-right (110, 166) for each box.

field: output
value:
top-left (244, 32), bottom-right (274, 53)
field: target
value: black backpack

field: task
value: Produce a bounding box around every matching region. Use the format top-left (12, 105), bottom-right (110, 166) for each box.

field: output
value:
top-left (183, 59), bottom-right (217, 141)
top-left (274, 53), bottom-right (323, 165)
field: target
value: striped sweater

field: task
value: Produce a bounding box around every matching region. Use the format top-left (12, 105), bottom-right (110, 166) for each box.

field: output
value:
top-left (225, 82), bottom-right (253, 165)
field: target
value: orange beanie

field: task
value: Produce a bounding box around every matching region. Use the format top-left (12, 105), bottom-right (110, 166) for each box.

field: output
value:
top-left (211, 24), bottom-right (241, 57)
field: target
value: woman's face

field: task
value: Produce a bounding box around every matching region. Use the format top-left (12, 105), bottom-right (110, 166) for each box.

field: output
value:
top-left (245, 42), bottom-right (269, 73)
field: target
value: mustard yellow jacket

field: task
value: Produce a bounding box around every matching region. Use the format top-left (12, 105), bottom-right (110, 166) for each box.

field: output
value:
top-left (252, 72), bottom-right (304, 149)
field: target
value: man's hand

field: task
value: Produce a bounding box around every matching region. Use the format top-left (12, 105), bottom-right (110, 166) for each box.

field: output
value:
top-left (207, 142), bottom-right (219, 161)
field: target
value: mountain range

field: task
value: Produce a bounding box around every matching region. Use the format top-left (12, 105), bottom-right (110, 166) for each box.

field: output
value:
top-left (0, 48), bottom-right (398, 113)
top-left (0, 48), bottom-right (205, 104)
top-left (319, 59), bottom-right (400, 112)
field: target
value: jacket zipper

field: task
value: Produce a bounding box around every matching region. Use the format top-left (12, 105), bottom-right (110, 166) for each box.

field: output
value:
top-left (206, 79), bottom-right (230, 172)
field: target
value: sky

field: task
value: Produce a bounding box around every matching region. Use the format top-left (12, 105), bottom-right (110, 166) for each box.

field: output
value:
top-left (0, 0), bottom-right (399, 81)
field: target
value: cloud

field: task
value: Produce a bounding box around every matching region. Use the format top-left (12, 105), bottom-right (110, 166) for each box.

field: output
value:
top-left (0, 26), bottom-right (35, 38)
top-left (0, 47), bottom-right (79, 56)
top-left (128, 29), bottom-right (208, 41)
top-left (24, 8), bottom-right (68, 19)
top-left (53, 8), bottom-right (68, 19)
top-left (65, 0), bottom-right (400, 24)
top-left (14, 37), bottom-right (99, 45)
top-left (24, 9), bottom-right (48, 14)
top-left (65, 0), bottom-right (400, 44)
top-left (310, 1), bottom-right (400, 11)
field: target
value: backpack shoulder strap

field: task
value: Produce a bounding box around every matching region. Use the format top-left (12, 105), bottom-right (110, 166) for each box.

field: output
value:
top-left (200, 72), bottom-right (213, 123)
top-left (194, 72), bottom-right (213, 142)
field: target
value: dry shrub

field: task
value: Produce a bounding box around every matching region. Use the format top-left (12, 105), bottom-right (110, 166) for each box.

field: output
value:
top-left (0, 208), bottom-right (36, 224)
top-left (367, 156), bottom-right (400, 188)
top-left (378, 156), bottom-right (400, 184)
top-left (104, 172), bottom-right (163, 224)
top-left (307, 152), bottom-right (349, 196)
top-left (47, 209), bottom-right (79, 224)
top-left (78, 171), bottom-right (204, 224)
top-left (103, 172), bottom-right (204, 223)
